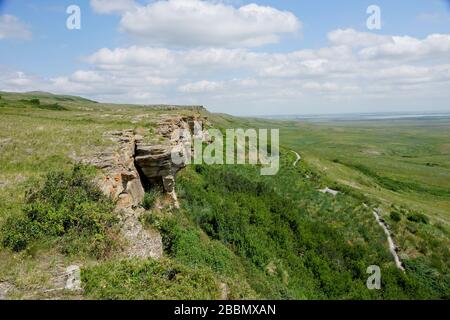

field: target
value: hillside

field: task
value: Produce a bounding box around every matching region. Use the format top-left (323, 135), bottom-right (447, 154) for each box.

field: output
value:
top-left (0, 92), bottom-right (448, 299)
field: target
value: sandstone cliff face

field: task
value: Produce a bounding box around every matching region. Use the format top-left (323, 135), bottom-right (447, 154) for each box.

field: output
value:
top-left (90, 113), bottom-right (208, 259)
top-left (92, 130), bottom-right (144, 209)
top-left (91, 130), bottom-right (162, 259)
top-left (134, 114), bottom-right (209, 206)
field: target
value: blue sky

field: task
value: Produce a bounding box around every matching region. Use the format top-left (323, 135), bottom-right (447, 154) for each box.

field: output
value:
top-left (1, 0), bottom-right (450, 115)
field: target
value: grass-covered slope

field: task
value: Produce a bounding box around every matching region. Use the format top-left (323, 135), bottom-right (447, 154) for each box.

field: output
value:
top-left (167, 153), bottom-right (448, 299)
top-left (0, 91), bottom-right (448, 299)
top-left (85, 150), bottom-right (448, 299)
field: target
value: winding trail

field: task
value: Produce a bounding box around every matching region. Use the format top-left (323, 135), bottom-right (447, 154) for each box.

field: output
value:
top-left (371, 207), bottom-right (405, 271)
top-left (291, 150), bottom-right (301, 166)
top-left (296, 150), bottom-right (404, 271)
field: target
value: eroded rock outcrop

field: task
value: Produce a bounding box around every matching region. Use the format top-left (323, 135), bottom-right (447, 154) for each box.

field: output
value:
top-left (92, 130), bottom-right (162, 259)
top-left (135, 114), bottom-right (209, 207)
top-left (92, 130), bottom-right (144, 209)
top-left (90, 113), bottom-right (208, 259)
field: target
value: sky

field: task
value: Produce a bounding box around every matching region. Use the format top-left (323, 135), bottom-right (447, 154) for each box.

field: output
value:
top-left (0, 0), bottom-right (449, 115)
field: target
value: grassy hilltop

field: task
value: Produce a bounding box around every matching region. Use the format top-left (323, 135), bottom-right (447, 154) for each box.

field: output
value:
top-left (0, 92), bottom-right (448, 299)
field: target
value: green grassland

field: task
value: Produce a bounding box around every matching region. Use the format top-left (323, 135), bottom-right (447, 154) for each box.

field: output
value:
top-left (0, 91), bottom-right (448, 299)
top-left (276, 119), bottom-right (450, 265)
top-left (279, 119), bottom-right (450, 222)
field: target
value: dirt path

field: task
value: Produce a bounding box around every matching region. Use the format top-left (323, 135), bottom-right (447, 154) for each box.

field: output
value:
top-left (372, 208), bottom-right (405, 271)
top-left (291, 150), bottom-right (301, 166)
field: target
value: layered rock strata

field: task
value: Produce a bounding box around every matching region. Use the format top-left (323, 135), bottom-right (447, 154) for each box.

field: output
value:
top-left (90, 114), bottom-right (208, 259)
top-left (134, 114), bottom-right (209, 207)
top-left (91, 130), bottom-right (162, 259)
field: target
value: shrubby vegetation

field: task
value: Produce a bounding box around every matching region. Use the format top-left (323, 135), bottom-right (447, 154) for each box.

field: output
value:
top-left (82, 258), bottom-right (219, 300)
top-left (14, 98), bottom-right (67, 111)
top-left (390, 211), bottom-right (402, 222)
top-left (407, 212), bottom-right (429, 224)
top-left (167, 152), bottom-right (449, 299)
top-left (4, 151), bottom-right (447, 299)
top-left (140, 209), bottom-right (258, 299)
top-left (142, 189), bottom-right (159, 210)
top-left (35, 102), bottom-right (66, 111)
top-left (1, 165), bottom-right (118, 258)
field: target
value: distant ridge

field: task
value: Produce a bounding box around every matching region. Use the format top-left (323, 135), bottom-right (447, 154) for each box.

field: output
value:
top-left (0, 91), bottom-right (207, 111)
top-left (22, 91), bottom-right (98, 103)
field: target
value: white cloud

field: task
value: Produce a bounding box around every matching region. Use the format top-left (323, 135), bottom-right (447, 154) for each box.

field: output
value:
top-left (5, 71), bottom-right (33, 86)
top-left (328, 28), bottom-right (392, 48)
top-left (359, 34), bottom-right (450, 60)
top-left (119, 0), bottom-right (301, 47)
top-left (0, 15), bottom-right (31, 40)
top-left (2, 29), bottom-right (450, 114)
top-left (71, 70), bottom-right (104, 83)
top-left (87, 46), bottom-right (262, 74)
top-left (178, 80), bottom-right (223, 93)
top-left (0, 68), bottom-right (45, 92)
top-left (90, 0), bottom-right (137, 15)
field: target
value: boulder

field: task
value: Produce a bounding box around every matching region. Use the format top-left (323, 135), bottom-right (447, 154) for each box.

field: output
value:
top-left (65, 265), bottom-right (82, 292)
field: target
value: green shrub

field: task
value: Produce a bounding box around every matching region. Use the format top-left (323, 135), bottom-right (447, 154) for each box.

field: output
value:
top-left (82, 258), bottom-right (219, 300)
top-left (1, 164), bottom-right (118, 258)
top-left (142, 189), bottom-right (159, 210)
top-left (174, 154), bottom-right (450, 300)
top-left (407, 212), bottom-right (429, 224)
top-left (17, 98), bottom-right (67, 110)
top-left (36, 103), bottom-right (66, 111)
top-left (403, 258), bottom-right (450, 299)
top-left (1, 214), bottom-right (39, 252)
top-left (390, 211), bottom-right (402, 222)
top-left (142, 210), bottom-right (158, 226)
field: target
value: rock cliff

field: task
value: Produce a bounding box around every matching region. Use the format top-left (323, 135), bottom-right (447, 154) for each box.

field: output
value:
top-left (135, 114), bottom-right (209, 206)
top-left (90, 113), bottom-right (208, 259)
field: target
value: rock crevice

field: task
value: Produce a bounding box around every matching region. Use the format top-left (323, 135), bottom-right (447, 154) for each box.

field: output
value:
top-left (92, 130), bottom-right (161, 259)
top-left (134, 114), bottom-right (209, 206)
top-left (91, 113), bottom-right (208, 259)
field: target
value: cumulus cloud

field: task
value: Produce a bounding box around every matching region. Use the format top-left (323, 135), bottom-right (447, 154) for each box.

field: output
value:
top-left (118, 0), bottom-right (301, 47)
top-left (0, 68), bottom-right (44, 92)
top-left (328, 28), bottom-right (392, 48)
top-left (71, 70), bottom-right (105, 83)
top-left (2, 29), bottom-right (450, 114)
top-left (358, 34), bottom-right (450, 60)
top-left (178, 80), bottom-right (223, 93)
top-left (0, 14), bottom-right (31, 40)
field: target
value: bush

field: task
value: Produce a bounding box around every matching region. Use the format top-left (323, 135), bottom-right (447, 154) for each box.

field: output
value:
top-left (142, 189), bottom-right (159, 210)
top-left (36, 103), bottom-right (66, 111)
top-left (390, 211), bottom-right (402, 222)
top-left (1, 164), bottom-right (118, 258)
top-left (1, 214), bottom-right (38, 252)
top-left (82, 258), bottom-right (219, 300)
top-left (29, 98), bottom-right (40, 105)
top-left (407, 212), bottom-right (429, 224)
top-left (403, 258), bottom-right (450, 299)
